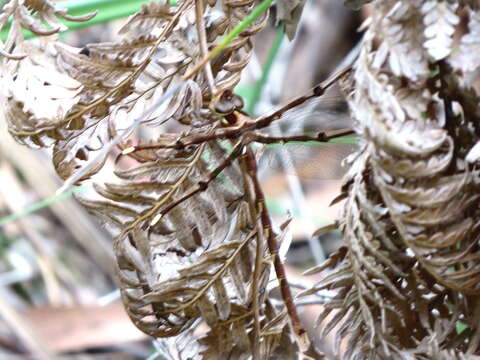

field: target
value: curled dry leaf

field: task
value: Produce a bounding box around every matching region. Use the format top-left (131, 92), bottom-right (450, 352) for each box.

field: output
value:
top-left (276, 0), bottom-right (306, 40)
top-left (0, 0), bottom-right (95, 58)
top-left (2, 41), bottom-right (80, 147)
top-left (304, 1), bottom-right (480, 358)
top-left (8, 0), bottom-right (480, 358)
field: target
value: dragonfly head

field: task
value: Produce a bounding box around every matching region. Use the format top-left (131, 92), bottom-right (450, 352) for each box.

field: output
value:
top-left (213, 90), bottom-right (245, 124)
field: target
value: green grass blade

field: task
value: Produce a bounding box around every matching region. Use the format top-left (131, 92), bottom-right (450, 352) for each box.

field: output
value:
top-left (0, 186), bottom-right (87, 227)
top-left (210, 0), bottom-right (275, 59)
top-left (183, 0), bottom-right (275, 80)
top-left (247, 23), bottom-right (285, 114)
top-left (1, 0), bottom-right (177, 41)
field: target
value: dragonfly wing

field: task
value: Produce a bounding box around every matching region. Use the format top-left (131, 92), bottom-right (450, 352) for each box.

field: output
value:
top-left (259, 141), bottom-right (357, 180)
top-left (256, 80), bottom-right (356, 180)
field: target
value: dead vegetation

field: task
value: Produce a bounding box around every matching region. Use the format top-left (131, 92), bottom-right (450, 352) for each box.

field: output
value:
top-left (1, 0), bottom-right (480, 359)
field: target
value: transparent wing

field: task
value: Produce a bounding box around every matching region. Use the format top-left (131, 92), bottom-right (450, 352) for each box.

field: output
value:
top-left (259, 140), bottom-right (356, 180)
top-left (257, 86), bottom-right (357, 180)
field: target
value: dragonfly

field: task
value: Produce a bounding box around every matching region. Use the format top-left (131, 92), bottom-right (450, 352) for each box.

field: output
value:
top-left (214, 70), bottom-right (358, 183)
top-left (114, 67), bottom-right (356, 340)
top-left (256, 93), bottom-right (357, 182)
top-left (117, 68), bottom-right (358, 194)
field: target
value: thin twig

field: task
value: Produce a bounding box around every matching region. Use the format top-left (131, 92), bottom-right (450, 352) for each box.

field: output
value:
top-left (244, 147), bottom-right (308, 346)
top-left (247, 179), bottom-right (265, 360)
top-left (194, 0), bottom-right (216, 95)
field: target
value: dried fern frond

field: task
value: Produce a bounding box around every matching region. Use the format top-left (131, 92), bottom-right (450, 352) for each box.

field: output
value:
top-left (450, 8), bottom-right (480, 73)
top-left (304, 0), bottom-right (480, 358)
top-left (356, 0), bottom-right (480, 297)
top-left (409, 332), bottom-right (480, 360)
top-left (151, 310), bottom-right (299, 360)
top-left (74, 117), bottom-right (302, 356)
top-left (276, 0), bottom-right (306, 40)
top-left (0, 0), bottom-right (95, 58)
top-left (2, 40), bottom-right (80, 147)
top-left (1, 0), bottom-right (309, 355)
top-left (2, 0), bottom-right (270, 184)
top-left (152, 326), bottom-right (203, 360)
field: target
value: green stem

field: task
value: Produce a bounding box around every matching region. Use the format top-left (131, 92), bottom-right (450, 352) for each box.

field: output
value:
top-left (247, 24), bottom-right (285, 114)
top-left (265, 136), bottom-right (359, 149)
top-left (211, 0), bottom-right (275, 59)
top-left (1, 0), bottom-right (177, 41)
top-left (182, 0), bottom-right (275, 80)
top-left (0, 186), bottom-right (87, 227)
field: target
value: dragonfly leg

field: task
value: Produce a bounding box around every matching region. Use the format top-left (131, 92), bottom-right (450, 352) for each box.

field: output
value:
top-left (242, 146), bottom-right (309, 345)
top-left (252, 128), bottom-right (355, 145)
top-left (154, 138), bottom-right (247, 220)
top-left (253, 66), bottom-right (352, 131)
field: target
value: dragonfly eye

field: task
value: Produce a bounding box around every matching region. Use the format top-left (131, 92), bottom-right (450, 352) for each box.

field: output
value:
top-left (214, 90), bottom-right (244, 115)
top-left (215, 101), bottom-right (235, 115)
top-left (79, 46), bottom-right (90, 56)
top-left (232, 94), bottom-right (244, 110)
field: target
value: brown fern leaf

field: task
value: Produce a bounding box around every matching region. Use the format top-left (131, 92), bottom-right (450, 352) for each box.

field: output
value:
top-left (302, 150), bottom-right (468, 358)
top-left (119, 1), bottom-right (176, 36)
top-left (51, 0), bottom-right (266, 182)
top-left (3, 0), bottom-right (267, 183)
top-left (60, 65), bottom-right (349, 357)
top-left (407, 330), bottom-right (480, 360)
top-left (276, 0), bottom-right (306, 40)
top-left (75, 134), bottom-right (268, 338)
top-left (352, 0), bottom-right (480, 296)
top-left (198, 308), bottom-right (299, 360)
top-left (151, 312), bottom-right (299, 360)
top-left (304, 0), bottom-right (480, 358)
top-left (151, 327), bottom-right (203, 360)
top-left (0, 0), bottom-right (95, 58)
top-left (2, 41), bottom-right (80, 147)
top-left (74, 118), bottom-right (305, 356)
top-left (2, 0), bottom-right (304, 356)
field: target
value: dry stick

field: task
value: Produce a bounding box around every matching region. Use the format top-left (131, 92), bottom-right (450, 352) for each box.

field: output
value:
top-left (194, 0), bottom-right (216, 94)
top-left (251, 217), bottom-right (264, 360)
top-left (251, 129), bottom-right (355, 145)
top-left (243, 146), bottom-right (308, 345)
top-left (241, 157), bottom-right (264, 360)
